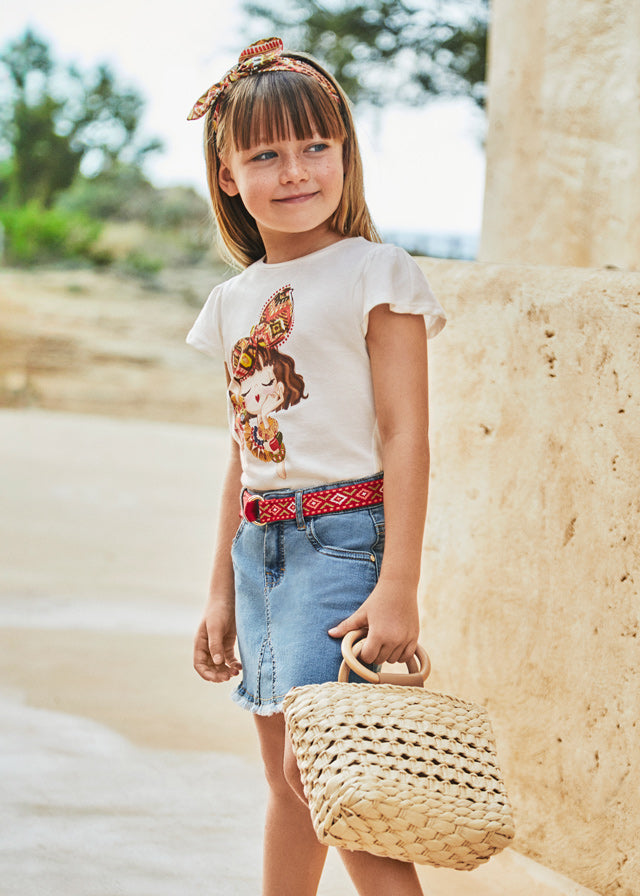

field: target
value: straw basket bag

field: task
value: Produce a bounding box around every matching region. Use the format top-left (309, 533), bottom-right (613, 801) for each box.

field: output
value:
top-left (283, 631), bottom-right (515, 871)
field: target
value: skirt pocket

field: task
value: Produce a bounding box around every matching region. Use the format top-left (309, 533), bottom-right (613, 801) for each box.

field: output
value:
top-left (305, 506), bottom-right (384, 567)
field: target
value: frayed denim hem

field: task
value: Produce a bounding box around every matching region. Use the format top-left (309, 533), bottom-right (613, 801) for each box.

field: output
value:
top-left (231, 683), bottom-right (286, 716)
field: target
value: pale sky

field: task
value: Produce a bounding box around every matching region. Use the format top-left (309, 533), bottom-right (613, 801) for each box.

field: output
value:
top-left (3, 0), bottom-right (486, 235)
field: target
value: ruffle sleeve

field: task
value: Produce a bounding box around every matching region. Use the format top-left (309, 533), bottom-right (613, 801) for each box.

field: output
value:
top-left (360, 243), bottom-right (446, 339)
top-left (186, 283), bottom-right (225, 358)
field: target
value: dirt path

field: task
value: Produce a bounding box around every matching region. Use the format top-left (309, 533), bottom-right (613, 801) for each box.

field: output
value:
top-left (0, 265), bottom-right (229, 425)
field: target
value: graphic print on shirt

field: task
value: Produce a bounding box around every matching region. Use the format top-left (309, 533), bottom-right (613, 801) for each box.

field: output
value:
top-left (229, 285), bottom-right (307, 480)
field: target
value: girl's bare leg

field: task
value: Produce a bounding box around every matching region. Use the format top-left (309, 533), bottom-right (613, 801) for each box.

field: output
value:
top-left (254, 713), bottom-right (328, 896)
top-left (338, 850), bottom-right (424, 896)
top-left (280, 726), bottom-right (424, 896)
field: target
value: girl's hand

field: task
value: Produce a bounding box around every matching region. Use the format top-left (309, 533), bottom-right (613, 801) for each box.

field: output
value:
top-left (259, 383), bottom-right (285, 420)
top-left (328, 578), bottom-right (420, 666)
top-left (194, 598), bottom-right (242, 683)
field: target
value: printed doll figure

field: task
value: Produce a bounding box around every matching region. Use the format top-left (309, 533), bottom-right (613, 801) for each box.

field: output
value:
top-left (229, 285), bottom-right (306, 479)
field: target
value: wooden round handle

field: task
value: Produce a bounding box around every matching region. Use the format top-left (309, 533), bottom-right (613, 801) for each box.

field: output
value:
top-left (338, 629), bottom-right (431, 686)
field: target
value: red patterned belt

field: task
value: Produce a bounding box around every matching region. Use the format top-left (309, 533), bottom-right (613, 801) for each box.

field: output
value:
top-left (241, 476), bottom-right (384, 526)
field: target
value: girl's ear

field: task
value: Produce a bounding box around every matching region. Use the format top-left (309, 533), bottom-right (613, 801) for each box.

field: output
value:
top-left (218, 161), bottom-right (240, 197)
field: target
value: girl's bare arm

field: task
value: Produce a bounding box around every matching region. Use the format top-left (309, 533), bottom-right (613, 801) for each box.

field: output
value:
top-left (193, 434), bottom-right (243, 682)
top-left (329, 303), bottom-right (430, 665)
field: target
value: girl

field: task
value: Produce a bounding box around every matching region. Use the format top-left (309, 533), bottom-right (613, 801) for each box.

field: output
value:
top-left (187, 37), bottom-right (446, 896)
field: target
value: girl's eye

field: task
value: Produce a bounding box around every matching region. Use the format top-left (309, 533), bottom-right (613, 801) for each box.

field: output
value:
top-left (252, 150), bottom-right (276, 162)
top-left (308, 142), bottom-right (328, 153)
top-left (261, 378), bottom-right (275, 387)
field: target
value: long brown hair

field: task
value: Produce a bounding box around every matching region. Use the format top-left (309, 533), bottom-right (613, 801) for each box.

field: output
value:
top-left (203, 52), bottom-right (380, 268)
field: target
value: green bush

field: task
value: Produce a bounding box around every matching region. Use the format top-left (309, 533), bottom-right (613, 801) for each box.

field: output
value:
top-left (0, 202), bottom-right (102, 265)
top-left (56, 166), bottom-right (156, 222)
top-left (122, 249), bottom-right (163, 278)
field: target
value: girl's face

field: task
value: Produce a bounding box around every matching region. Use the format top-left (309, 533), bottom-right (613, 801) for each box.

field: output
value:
top-left (218, 131), bottom-right (344, 261)
top-left (239, 364), bottom-right (282, 416)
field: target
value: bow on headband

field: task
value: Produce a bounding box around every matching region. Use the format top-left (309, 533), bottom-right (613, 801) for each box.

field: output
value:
top-left (231, 286), bottom-right (294, 381)
top-left (187, 37), bottom-right (340, 125)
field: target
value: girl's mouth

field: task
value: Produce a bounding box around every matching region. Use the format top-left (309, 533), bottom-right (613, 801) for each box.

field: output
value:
top-left (275, 192), bottom-right (318, 204)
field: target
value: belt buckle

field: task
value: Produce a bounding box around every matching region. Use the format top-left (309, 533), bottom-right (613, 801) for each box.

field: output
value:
top-left (242, 490), bottom-right (266, 526)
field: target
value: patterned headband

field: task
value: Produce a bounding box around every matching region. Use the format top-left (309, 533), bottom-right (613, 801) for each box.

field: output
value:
top-left (187, 37), bottom-right (341, 126)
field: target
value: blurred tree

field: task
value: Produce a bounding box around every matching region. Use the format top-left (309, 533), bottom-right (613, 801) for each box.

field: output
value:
top-left (0, 30), bottom-right (162, 207)
top-left (241, 0), bottom-right (488, 109)
top-left (58, 162), bottom-right (209, 228)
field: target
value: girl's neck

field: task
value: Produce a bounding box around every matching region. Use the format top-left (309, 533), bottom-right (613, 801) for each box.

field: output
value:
top-left (261, 225), bottom-right (345, 265)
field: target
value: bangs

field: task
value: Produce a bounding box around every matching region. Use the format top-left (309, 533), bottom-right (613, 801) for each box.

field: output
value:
top-left (219, 71), bottom-right (346, 151)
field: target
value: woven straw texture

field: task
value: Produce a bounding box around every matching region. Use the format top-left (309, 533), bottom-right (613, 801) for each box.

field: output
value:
top-left (283, 682), bottom-right (515, 870)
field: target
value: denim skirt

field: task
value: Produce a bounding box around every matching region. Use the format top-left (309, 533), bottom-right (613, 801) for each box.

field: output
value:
top-left (230, 473), bottom-right (385, 715)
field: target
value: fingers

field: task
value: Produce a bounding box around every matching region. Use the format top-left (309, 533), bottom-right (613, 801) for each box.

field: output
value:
top-left (328, 611), bottom-right (419, 666)
top-left (357, 633), bottom-right (418, 667)
top-left (327, 609), bottom-right (366, 640)
top-left (209, 640), bottom-right (226, 667)
top-left (386, 639), bottom-right (418, 666)
top-left (193, 618), bottom-right (241, 683)
top-left (329, 618), bottom-right (417, 666)
top-left (357, 634), bottom-right (383, 666)
top-left (194, 650), bottom-right (241, 682)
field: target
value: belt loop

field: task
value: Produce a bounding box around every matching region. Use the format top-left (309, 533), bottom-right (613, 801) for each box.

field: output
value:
top-left (295, 490), bottom-right (305, 530)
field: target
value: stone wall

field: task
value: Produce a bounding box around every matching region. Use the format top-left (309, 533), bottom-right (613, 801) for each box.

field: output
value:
top-left (416, 257), bottom-right (639, 896)
top-left (479, 0), bottom-right (640, 270)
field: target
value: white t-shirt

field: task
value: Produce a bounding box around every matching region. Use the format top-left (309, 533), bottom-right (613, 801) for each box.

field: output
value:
top-left (187, 237), bottom-right (446, 490)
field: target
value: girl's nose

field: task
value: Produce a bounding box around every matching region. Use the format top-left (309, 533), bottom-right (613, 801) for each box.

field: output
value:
top-left (280, 153), bottom-right (308, 183)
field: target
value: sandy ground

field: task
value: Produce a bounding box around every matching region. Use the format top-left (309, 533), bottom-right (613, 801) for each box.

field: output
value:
top-left (0, 265), bottom-right (229, 425)
top-left (0, 409), bottom-right (599, 896)
top-left (0, 270), bottom-right (597, 895)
